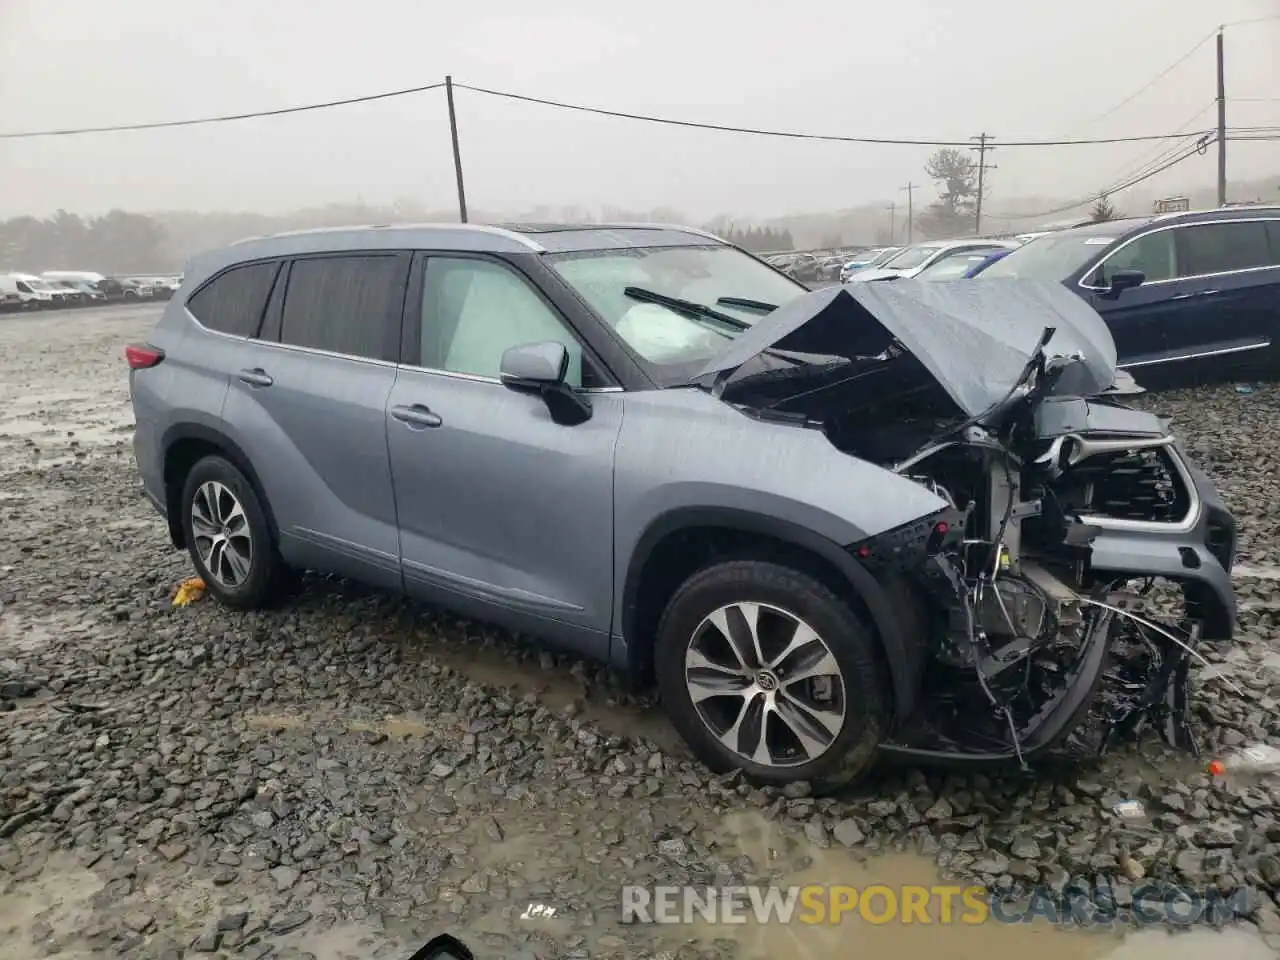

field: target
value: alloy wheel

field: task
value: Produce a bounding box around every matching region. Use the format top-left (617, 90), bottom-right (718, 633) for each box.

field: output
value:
top-left (190, 481), bottom-right (253, 588)
top-left (684, 602), bottom-right (847, 768)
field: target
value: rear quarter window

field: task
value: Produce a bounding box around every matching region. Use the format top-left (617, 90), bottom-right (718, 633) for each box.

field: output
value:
top-left (186, 261), bottom-right (281, 337)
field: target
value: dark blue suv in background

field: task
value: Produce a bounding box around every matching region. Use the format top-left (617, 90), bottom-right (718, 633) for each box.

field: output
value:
top-left (973, 205), bottom-right (1280, 383)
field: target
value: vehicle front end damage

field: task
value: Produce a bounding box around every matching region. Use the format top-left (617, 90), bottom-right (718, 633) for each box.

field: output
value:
top-left (700, 280), bottom-right (1237, 769)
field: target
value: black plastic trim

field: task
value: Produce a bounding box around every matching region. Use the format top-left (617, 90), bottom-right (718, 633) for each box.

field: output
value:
top-left (159, 423), bottom-right (280, 549)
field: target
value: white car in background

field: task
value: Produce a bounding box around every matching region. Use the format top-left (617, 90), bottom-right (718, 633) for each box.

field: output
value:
top-left (847, 239), bottom-right (1021, 282)
top-left (838, 246), bottom-right (901, 283)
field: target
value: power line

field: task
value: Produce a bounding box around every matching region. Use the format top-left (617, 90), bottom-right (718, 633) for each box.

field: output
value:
top-left (0, 81), bottom-right (446, 140)
top-left (1223, 14), bottom-right (1280, 27)
top-left (452, 83), bottom-right (1212, 148)
top-left (0, 76), bottom-right (1228, 147)
top-left (1097, 99), bottom-right (1215, 187)
top-left (987, 139), bottom-right (1209, 222)
top-left (1061, 31), bottom-right (1215, 136)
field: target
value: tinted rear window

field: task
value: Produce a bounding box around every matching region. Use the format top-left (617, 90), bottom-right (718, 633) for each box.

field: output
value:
top-left (279, 255), bottom-right (402, 360)
top-left (186, 261), bottom-right (279, 337)
top-left (1176, 220), bottom-right (1278, 276)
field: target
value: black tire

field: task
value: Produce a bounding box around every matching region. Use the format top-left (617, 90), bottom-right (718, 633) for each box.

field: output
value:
top-left (655, 559), bottom-right (887, 791)
top-left (180, 455), bottom-right (287, 610)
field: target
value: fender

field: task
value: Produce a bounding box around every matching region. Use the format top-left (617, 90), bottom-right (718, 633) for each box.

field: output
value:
top-left (622, 506), bottom-right (920, 723)
top-left (160, 422), bottom-right (281, 547)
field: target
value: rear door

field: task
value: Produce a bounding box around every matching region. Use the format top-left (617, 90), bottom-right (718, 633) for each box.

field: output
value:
top-left (385, 253), bottom-right (622, 656)
top-left (1163, 218), bottom-right (1280, 374)
top-left (220, 251), bottom-right (409, 589)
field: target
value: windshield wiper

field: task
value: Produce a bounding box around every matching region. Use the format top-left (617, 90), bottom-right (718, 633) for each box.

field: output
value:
top-left (623, 286), bottom-right (750, 331)
top-left (715, 296), bottom-right (777, 312)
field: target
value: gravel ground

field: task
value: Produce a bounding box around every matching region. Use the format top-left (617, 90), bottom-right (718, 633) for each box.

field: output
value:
top-left (2, 305), bottom-right (1280, 960)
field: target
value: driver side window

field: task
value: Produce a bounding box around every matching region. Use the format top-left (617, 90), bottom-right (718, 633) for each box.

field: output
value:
top-left (1092, 230), bottom-right (1176, 286)
top-left (418, 257), bottom-right (591, 387)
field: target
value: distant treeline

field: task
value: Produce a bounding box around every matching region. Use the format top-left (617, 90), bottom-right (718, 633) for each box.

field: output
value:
top-left (0, 210), bottom-right (169, 274)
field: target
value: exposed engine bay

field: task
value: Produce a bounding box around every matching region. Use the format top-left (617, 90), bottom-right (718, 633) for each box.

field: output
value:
top-left (708, 282), bottom-right (1239, 768)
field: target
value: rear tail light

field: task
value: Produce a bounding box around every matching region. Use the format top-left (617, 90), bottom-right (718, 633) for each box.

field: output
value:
top-left (124, 343), bottom-right (165, 369)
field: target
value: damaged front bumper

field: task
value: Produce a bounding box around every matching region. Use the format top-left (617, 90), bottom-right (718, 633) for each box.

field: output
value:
top-left (846, 434), bottom-right (1238, 770)
top-left (1086, 445), bottom-right (1236, 641)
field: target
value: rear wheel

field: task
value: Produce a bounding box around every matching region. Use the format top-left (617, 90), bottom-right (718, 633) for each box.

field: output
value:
top-left (180, 455), bottom-right (287, 610)
top-left (655, 560), bottom-right (887, 790)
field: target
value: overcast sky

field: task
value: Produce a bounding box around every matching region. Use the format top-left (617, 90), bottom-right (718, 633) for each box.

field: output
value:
top-left (1, 0), bottom-right (1277, 220)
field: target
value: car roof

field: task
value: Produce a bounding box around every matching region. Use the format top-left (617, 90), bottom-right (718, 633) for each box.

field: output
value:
top-left (189, 221), bottom-right (732, 281)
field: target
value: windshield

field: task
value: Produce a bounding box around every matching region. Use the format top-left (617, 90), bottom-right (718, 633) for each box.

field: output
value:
top-left (25, 278), bottom-right (52, 290)
top-left (917, 252), bottom-right (1000, 281)
top-left (979, 226), bottom-right (1131, 281)
top-left (879, 245), bottom-right (945, 271)
top-left (547, 244), bottom-right (807, 378)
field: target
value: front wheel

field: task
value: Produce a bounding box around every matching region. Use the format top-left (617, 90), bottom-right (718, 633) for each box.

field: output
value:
top-left (655, 560), bottom-right (887, 791)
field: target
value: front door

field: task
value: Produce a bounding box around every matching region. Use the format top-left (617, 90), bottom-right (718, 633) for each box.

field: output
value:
top-left (386, 253), bottom-right (622, 657)
top-left (1082, 227), bottom-right (1183, 368)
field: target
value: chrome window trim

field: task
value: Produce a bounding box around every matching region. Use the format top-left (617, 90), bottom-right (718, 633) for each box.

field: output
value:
top-left (187, 315), bottom-right (625, 392)
top-left (393, 361), bottom-right (624, 393)
top-left (1118, 340), bottom-right (1271, 370)
top-left (1078, 216), bottom-right (1280, 291)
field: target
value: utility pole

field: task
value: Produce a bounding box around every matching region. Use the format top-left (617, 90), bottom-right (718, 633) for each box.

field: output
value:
top-left (887, 201), bottom-right (897, 244)
top-left (970, 133), bottom-right (997, 234)
top-left (901, 183), bottom-right (916, 244)
top-left (1216, 27), bottom-right (1227, 207)
top-left (445, 75), bottom-right (468, 223)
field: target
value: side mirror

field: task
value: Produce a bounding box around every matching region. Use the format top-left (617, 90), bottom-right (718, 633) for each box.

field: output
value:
top-left (1102, 269), bottom-right (1145, 298)
top-left (499, 341), bottom-right (591, 426)
top-left (500, 341), bottom-right (568, 387)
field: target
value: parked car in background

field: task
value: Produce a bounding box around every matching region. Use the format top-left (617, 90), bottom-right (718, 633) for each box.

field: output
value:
top-left (0, 289), bottom-right (21, 312)
top-left (961, 248), bottom-right (1014, 278)
top-left (838, 246), bottom-right (900, 283)
top-left (98, 277), bottom-right (155, 300)
top-left (814, 255), bottom-right (849, 282)
top-left (49, 279), bottom-right (107, 304)
top-left (0, 272), bottom-right (65, 308)
top-left (913, 250), bottom-right (1012, 282)
top-left (973, 205), bottom-right (1280, 381)
top-left (43, 270), bottom-right (106, 287)
top-left (849, 239), bottom-right (1020, 282)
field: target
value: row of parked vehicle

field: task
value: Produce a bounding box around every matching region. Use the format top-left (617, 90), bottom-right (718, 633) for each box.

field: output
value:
top-left (0, 270), bottom-right (183, 312)
top-left (804, 203), bottom-right (1280, 382)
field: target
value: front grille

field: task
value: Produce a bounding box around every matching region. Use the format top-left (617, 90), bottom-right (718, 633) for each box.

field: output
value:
top-left (1058, 447), bottom-right (1192, 524)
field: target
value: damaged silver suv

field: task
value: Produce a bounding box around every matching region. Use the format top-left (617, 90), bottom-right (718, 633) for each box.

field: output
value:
top-left (126, 223), bottom-right (1237, 789)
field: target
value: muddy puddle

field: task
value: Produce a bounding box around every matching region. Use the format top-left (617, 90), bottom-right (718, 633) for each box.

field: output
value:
top-left (623, 811), bottom-right (1274, 960)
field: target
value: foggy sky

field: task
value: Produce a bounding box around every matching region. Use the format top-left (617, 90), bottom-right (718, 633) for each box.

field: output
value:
top-left (1, 0), bottom-right (1277, 220)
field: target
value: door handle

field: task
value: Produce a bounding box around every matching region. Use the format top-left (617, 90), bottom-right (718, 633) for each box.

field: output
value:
top-left (237, 368), bottom-right (273, 387)
top-left (391, 403), bottom-right (443, 429)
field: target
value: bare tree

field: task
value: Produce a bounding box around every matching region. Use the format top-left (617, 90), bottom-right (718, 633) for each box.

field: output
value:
top-left (1091, 194), bottom-right (1118, 222)
top-left (918, 148), bottom-right (980, 238)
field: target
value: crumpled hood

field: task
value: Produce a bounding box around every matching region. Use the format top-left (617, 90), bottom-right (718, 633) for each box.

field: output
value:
top-left (696, 279), bottom-right (1117, 417)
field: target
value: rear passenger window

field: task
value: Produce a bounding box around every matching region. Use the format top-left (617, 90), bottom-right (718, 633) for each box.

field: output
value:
top-left (1177, 221), bottom-right (1277, 276)
top-left (186, 261), bottom-right (279, 337)
top-left (280, 255), bottom-right (401, 360)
